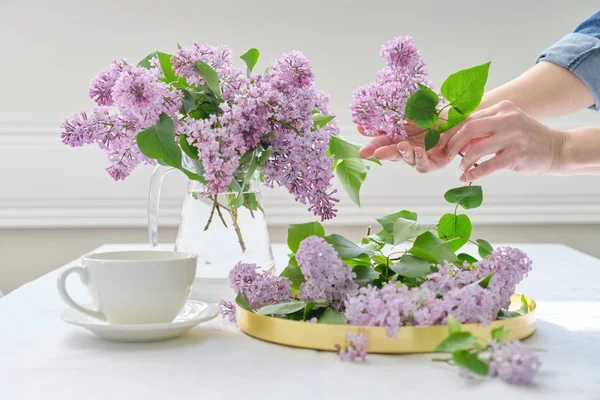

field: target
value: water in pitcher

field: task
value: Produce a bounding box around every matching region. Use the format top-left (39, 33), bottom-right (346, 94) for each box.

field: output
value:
top-left (175, 183), bottom-right (276, 303)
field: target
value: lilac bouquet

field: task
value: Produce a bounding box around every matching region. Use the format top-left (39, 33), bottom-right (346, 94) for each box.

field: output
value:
top-left (62, 44), bottom-right (377, 232)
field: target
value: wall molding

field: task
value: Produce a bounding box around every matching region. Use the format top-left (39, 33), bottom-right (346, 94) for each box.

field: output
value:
top-left (2, 119), bottom-right (600, 229)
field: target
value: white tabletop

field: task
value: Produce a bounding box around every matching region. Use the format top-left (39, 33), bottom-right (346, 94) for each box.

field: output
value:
top-left (1, 243), bottom-right (600, 399)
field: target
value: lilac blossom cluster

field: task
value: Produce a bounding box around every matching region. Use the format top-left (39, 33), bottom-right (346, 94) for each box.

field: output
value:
top-left (350, 36), bottom-right (429, 139)
top-left (228, 262), bottom-right (293, 310)
top-left (218, 300), bottom-right (236, 323)
top-left (337, 332), bottom-right (368, 362)
top-left (62, 45), bottom-right (340, 220)
top-left (296, 236), bottom-right (358, 309)
top-left (344, 247), bottom-right (533, 336)
top-left (171, 46), bottom-right (340, 220)
top-left (487, 340), bottom-right (542, 385)
top-left (62, 59), bottom-right (181, 180)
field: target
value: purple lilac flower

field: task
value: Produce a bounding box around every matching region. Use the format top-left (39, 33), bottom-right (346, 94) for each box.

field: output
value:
top-left (338, 332), bottom-right (368, 362)
top-left (350, 36), bottom-right (428, 139)
top-left (218, 300), bottom-right (236, 322)
top-left (182, 115), bottom-right (245, 193)
top-left (88, 60), bottom-right (125, 106)
top-left (112, 66), bottom-right (181, 125)
top-left (488, 340), bottom-right (541, 385)
top-left (267, 50), bottom-right (314, 89)
top-left (228, 262), bottom-right (293, 310)
top-left (171, 43), bottom-right (244, 96)
top-left (296, 237), bottom-right (357, 309)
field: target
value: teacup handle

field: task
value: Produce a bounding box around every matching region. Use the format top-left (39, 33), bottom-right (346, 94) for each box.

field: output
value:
top-left (57, 266), bottom-right (106, 321)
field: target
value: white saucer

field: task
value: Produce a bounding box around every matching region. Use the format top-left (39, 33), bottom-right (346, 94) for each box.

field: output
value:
top-left (61, 300), bottom-right (218, 342)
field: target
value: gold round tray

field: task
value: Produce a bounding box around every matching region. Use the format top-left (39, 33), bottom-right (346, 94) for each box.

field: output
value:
top-left (236, 293), bottom-right (536, 354)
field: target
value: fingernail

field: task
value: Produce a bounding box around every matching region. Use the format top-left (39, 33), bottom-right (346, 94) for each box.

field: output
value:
top-left (415, 151), bottom-right (421, 159)
top-left (399, 150), bottom-right (406, 155)
top-left (460, 175), bottom-right (466, 182)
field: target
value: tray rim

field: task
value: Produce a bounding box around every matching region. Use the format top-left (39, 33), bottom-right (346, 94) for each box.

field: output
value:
top-left (236, 293), bottom-right (537, 354)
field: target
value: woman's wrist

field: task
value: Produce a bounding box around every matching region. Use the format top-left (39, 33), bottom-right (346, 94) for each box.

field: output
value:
top-left (552, 127), bottom-right (600, 174)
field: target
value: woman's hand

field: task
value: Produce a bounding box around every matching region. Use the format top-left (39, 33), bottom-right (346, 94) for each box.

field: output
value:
top-left (357, 119), bottom-right (457, 173)
top-left (445, 100), bottom-right (566, 182)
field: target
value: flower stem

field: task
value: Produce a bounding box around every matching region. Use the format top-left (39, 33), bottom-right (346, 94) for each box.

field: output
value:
top-left (204, 196), bottom-right (218, 231)
top-left (229, 207), bottom-right (247, 252)
top-left (215, 202), bottom-right (228, 228)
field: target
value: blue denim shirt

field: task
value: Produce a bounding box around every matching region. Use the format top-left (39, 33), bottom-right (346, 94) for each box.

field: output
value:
top-left (537, 10), bottom-right (600, 110)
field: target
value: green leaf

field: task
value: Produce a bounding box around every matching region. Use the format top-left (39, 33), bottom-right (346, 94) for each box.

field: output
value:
top-left (240, 48), bottom-right (260, 75)
top-left (435, 331), bottom-right (475, 353)
top-left (424, 129), bottom-right (440, 151)
top-left (376, 210), bottom-right (418, 233)
top-left (232, 151), bottom-right (260, 207)
top-left (444, 186), bottom-right (483, 210)
top-left (405, 87), bottom-right (439, 129)
top-left (235, 292), bottom-right (252, 312)
top-left (389, 255), bottom-right (432, 278)
top-left (312, 113), bottom-right (336, 129)
top-left (437, 213), bottom-right (472, 251)
top-left (457, 253), bottom-right (478, 264)
top-left (328, 136), bottom-right (361, 159)
top-left (194, 61), bottom-right (221, 96)
top-left (324, 234), bottom-right (373, 259)
top-left (491, 327), bottom-right (509, 344)
top-left (180, 90), bottom-right (196, 114)
top-left (452, 350), bottom-right (489, 376)
top-left (179, 135), bottom-right (198, 159)
top-left (447, 315), bottom-right (462, 334)
top-left (303, 302), bottom-right (317, 320)
top-left (335, 158), bottom-right (367, 207)
top-left (476, 272), bottom-right (495, 289)
top-left (287, 222), bottom-right (325, 253)
top-left (257, 301), bottom-right (306, 316)
top-left (519, 294), bottom-right (530, 315)
top-left (137, 51), bottom-right (177, 84)
top-left (438, 107), bottom-right (468, 133)
top-left (393, 218), bottom-right (436, 245)
top-left (136, 113), bottom-right (182, 168)
top-left (353, 265), bottom-right (380, 281)
top-left (410, 232), bottom-right (457, 264)
top-left (279, 257), bottom-right (305, 291)
top-left (476, 239), bottom-right (493, 258)
top-left (361, 236), bottom-right (385, 252)
top-left (440, 62), bottom-right (491, 114)
top-left (317, 309), bottom-right (346, 325)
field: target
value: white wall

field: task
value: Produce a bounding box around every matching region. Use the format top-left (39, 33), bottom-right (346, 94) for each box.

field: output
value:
top-left (1, 0), bottom-right (599, 292)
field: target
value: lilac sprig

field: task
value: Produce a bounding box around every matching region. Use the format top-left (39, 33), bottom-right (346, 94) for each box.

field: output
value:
top-left (350, 36), bottom-right (429, 139)
top-left (337, 332), bottom-right (368, 362)
top-left (228, 262), bottom-right (293, 310)
top-left (488, 340), bottom-right (542, 385)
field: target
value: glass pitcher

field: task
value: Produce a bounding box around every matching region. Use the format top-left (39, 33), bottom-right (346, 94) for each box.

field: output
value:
top-left (148, 157), bottom-right (276, 303)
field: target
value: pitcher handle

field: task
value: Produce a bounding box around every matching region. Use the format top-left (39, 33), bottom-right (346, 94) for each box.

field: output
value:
top-left (148, 165), bottom-right (176, 247)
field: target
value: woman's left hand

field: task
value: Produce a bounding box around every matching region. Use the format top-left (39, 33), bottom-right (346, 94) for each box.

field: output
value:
top-left (445, 100), bottom-right (566, 182)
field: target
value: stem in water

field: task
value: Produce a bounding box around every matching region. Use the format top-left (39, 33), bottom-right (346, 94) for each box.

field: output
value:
top-left (230, 207), bottom-right (247, 252)
top-left (204, 196), bottom-right (218, 231)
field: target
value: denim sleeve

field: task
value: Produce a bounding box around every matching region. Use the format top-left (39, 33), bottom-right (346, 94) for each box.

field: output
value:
top-left (536, 10), bottom-right (600, 110)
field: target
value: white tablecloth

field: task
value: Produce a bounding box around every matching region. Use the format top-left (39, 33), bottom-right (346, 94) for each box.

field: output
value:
top-left (1, 243), bottom-right (600, 399)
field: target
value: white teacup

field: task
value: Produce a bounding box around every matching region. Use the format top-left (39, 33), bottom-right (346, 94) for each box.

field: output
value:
top-left (57, 250), bottom-right (197, 325)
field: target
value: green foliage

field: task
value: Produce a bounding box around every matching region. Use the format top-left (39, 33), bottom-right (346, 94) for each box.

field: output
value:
top-left (257, 301), bottom-right (306, 315)
top-left (235, 292), bottom-right (252, 312)
top-left (312, 113), bottom-right (336, 129)
top-left (240, 48), bottom-right (260, 75)
top-left (424, 129), bottom-right (440, 151)
top-left (376, 210), bottom-right (418, 233)
top-left (452, 350), bottom-right (489, 376)
top-left (437, 213), bottom-right (472, 251)
top-left (476, 272), bottom-right (495, 289)
top-left (444, 186), bottom-right (483, 210)
top-left (389, 255), bottom-right (432, 278)
top-left (138, 51), bottom-right (178, 84)
top-left (287, 222), bottom-right (325, 253)
top-left (438, 107), bottom-right (468, 132)
top-left (405, 86), bottom-right (439, 129)
top-left (335, 158), bottom-right (367, 206)
top-left (491, 327), bottom-right (509, 344)
top-left (435, 331), bottom-right (475, 353)
top-left (447, 315), bottom-right (462, 334)
top-left (279, 257), bottom-right (305, 291)
top-left (325, 234), bottom-right (373, 259)
top-left (457, 253), bottom-right (478, 264)
top-left (476, 239), bottom-right (493, 258)
top-left (317, 309), bottom-right (346, 324)
top-left (393, 218), bottom-right (437, 245)
top-left (410, 232), bottom-right (457, 264)
top-left (440, 62), bottom-right (491, 115)
top-left (353, 265), bottom-right (380, 281)
top-left (194, 61), bottom-right (221, 96)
